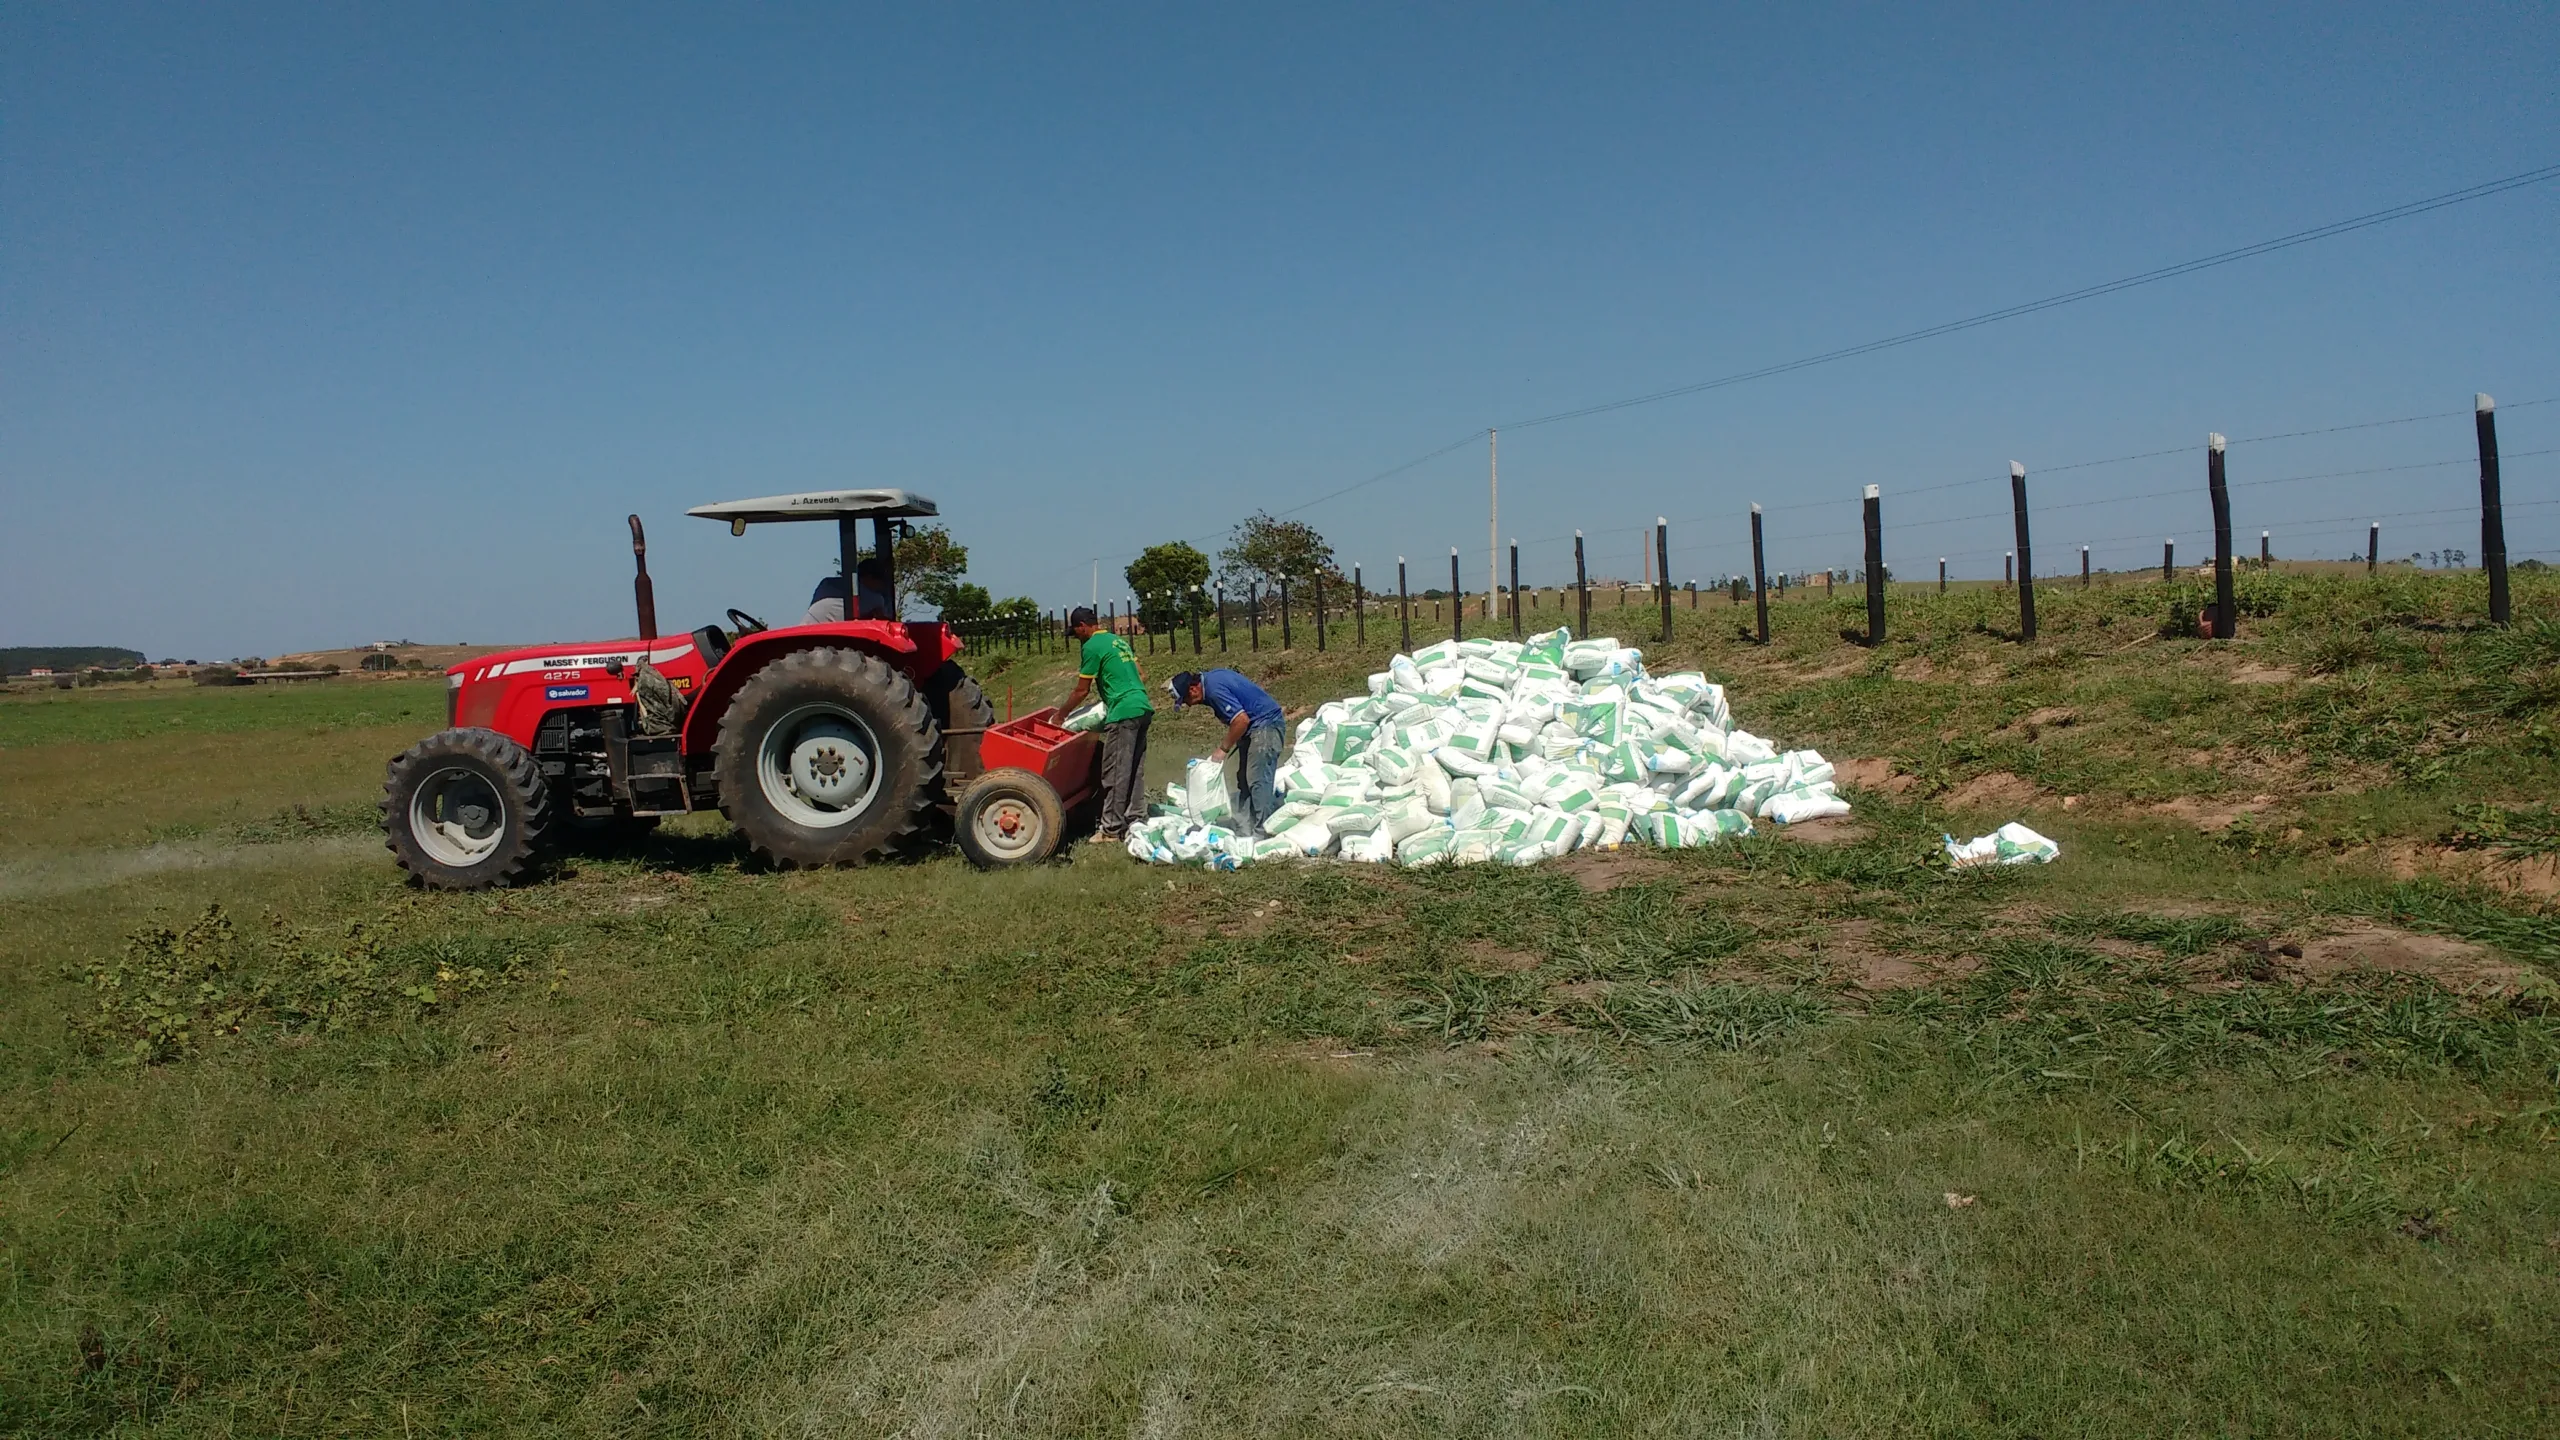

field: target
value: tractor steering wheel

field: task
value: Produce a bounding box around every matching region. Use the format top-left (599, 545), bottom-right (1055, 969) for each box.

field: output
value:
top-left (726, 607), bottom-right (769, 637)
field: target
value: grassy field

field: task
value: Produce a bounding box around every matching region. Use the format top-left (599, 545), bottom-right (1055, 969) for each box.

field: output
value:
top-left (5, 571), bottom-right (2558, 1436)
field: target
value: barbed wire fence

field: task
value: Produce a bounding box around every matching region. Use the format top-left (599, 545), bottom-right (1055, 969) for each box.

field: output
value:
top-left (955, 391), bottom-right (2549, 659)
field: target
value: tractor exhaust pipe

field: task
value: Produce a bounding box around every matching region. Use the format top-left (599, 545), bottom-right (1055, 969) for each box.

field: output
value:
top-left (628, 515), bottom-right (658, 642)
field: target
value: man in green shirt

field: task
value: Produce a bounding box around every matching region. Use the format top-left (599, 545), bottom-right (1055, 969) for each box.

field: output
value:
top-left (1061, 605), bottom-right (1155, 841)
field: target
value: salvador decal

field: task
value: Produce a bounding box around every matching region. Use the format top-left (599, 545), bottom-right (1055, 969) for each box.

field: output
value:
top-left (545, 685), bottom-right (591, 701)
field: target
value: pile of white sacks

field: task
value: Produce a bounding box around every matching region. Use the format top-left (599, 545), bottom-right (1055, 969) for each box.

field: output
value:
top-left (1123, 628), bottom-right (1851, 869)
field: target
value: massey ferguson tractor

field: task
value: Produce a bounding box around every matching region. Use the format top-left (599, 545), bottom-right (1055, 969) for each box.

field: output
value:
top-left (379, 490), bottom-right (1097, 888)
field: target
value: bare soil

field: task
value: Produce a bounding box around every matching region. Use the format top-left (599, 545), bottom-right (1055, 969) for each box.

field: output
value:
top-left (2288, 923), bottom-right (2539, 992)
top-left (1944, 771), bottom-right (2042, 812)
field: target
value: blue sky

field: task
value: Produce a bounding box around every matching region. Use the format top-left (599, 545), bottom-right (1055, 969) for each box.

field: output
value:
top-left (5, 1), bottom-right (2555, 657)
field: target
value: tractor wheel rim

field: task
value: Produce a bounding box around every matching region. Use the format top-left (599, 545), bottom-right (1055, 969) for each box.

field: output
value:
top-left (410, 765), bottom-right (507, 867)
top-left (970, 791), bottom-right (1047, 861)
top-left (758, 702), bottom-right (883, 829)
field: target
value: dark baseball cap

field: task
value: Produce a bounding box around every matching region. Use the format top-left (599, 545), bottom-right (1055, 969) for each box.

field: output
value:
top-left (1168, 671), bottom-right (1201, 707)
top-left (1067, 605), bottom-right (1098, 628)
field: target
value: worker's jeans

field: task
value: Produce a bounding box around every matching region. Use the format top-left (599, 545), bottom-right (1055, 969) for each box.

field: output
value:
top-left (1095, 712), bottom-right (1152, 836)
top-left (1233, 720), bottom-right (1283, 835)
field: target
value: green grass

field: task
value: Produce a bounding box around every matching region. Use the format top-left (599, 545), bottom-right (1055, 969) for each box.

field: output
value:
top-left (6, 573), bottom-right (2560, 1435)
top-left (0, 677), bottom-right (446, 750)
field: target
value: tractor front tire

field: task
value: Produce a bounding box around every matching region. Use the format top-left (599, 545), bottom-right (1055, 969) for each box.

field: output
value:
top-left (955, 767), bottom-right (1068, 868)
top-left (381, 728), bottom-right (554, 890)
top-left (714, 647), bottom-right (942, 868)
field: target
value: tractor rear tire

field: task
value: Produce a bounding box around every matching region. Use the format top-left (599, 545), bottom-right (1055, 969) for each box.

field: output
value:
top-left (924, 661), bottom-right (996, 732)
top-left (713, 647), bottom-right (941, 868)
top-left (955, 767), bottom-right (1068, 868)
top-left (381, 728), bottom-right (554, 889)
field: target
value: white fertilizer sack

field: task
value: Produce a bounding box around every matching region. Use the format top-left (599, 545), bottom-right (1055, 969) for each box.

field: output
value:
top-left (1126, 629), bottom-right (1865, 869)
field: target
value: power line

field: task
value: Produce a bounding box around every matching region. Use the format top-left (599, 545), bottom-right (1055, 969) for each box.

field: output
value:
top-left (1241, 163), bottom-right (2560, 530)
top-left (1490, 162), bottom-right (2560, 434)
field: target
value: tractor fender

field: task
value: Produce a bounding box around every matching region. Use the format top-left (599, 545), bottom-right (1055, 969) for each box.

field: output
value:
top-left (679, 624), bottom-right (948, 759)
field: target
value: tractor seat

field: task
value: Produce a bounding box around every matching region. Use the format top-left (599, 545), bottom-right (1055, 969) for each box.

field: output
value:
top-left (690, 624), bottom-right (731, 666)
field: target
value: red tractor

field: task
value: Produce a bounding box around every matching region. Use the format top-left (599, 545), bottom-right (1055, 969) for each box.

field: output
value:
top-left (380, 490), bottom-right (1095, 888)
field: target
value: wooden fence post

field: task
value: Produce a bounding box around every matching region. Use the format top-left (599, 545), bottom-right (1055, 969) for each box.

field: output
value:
top-left (1398, 558), bottom-right (1411, 654)
top-left (2479, 394), bottom-right (2509, 625)
top-left (1939, 557), bottom-right (1946, 594)
top-left (2367, 524), bottom-right (2379, 576)
top-left (2208, 433), bottom-right (2235, 640)
top-left (2259, 530), bottom-right (2270, 567)
top-left (1354, 565), bottom-right (1366, 646)
top-left (1313, 571), bottom-right (1326, 651)
top-left (2163, 539), bottom-right (2175, 583)
top-left (2081, 546), bottom-right (2090, 587)
top-left (1749, 505), bottom-right (1770, 645)
top-left (1280, 579), bottom-right (1293, 650)
top-left (1248, 584), bottom-right (1260, 651)
top-left (1656, 518), bottom-right (1673, 644)
top-left (1450, 549), bottom-right (1463, 641)
top-left (1574, 531), bottom-right (1590, 637)
top-left (1863, 485), bottom-right (1885, 645)
top-left (2011, 462), bottom-right (2036, 642)
top-left (1190, 586), bottom-right (1203, 653)
top-left (1510, 541), bottom-right (1523, 638)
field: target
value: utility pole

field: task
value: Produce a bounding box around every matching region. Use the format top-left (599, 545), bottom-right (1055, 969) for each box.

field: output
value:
top-left (1487, 428), bottom-right (1499, 623)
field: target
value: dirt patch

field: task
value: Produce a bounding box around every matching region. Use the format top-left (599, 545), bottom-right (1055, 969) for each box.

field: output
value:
top-left (2001, 706), bottom-right (2078, 740)
top-left (1833, 756), bottom-right (1916, 796)
top-left (2147, 794), bottom-right (2278, 832)
top-left (1774, 815), bottom-right (1870, 846)
top-left (1275, 1038), bottom-right (1376, 1069)
top-left (2229, 664), bottom-right (2297, 685)
top-left (1892, 656), bottom-right (1939, 682)
top-left (1839, 952), bottom-right (1944, 991)
top-left (1796, 650), bottom-right (1873, 681)
top-left (1464, 940), bottom-right (1544, 972)
top-left (1806, 919), bottom-right (1960, 991)
top-left (2377, 842), bottom-right (2560, 900)
top-left (2290, 923), bottom-right (2538, 992)
top-left (1553, 979), bottom-right (1614, 1006)
top-left (1556, 849), bottom-right (1671, 893)
top-left (1216, 897), bottom-right (1292, 938)
top-left (1943, 771), bottom-right (2041, 812)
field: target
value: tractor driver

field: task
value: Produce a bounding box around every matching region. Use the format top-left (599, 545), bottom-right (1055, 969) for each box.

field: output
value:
top-left (804, 558), bottom-right (895, 624)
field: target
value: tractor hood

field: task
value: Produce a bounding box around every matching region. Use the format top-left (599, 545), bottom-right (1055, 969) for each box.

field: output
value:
top-left (448, 637), bottom-right (701, 685)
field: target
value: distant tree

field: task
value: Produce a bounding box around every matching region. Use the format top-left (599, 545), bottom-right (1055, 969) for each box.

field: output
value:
top-left (893, 525), bottom-right (971, 615)
top-left (1126, 542), bottom-right (1212, 632)
top-left (935, 582), bottom-right (994, 622)
top-left (361, 651), bottom-right (400, 671)
top-left (990, 596), bottom-right (1042, 623)
top-left (1220, 513), bottom-right (1338, 591)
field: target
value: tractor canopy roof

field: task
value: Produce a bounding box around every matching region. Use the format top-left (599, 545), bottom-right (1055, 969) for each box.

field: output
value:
top-left (686, 488), bottom-right (940, 526)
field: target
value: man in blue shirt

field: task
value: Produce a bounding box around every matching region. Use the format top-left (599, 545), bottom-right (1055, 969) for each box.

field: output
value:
top-left (1170, 669), bottom-right (1285, 835)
